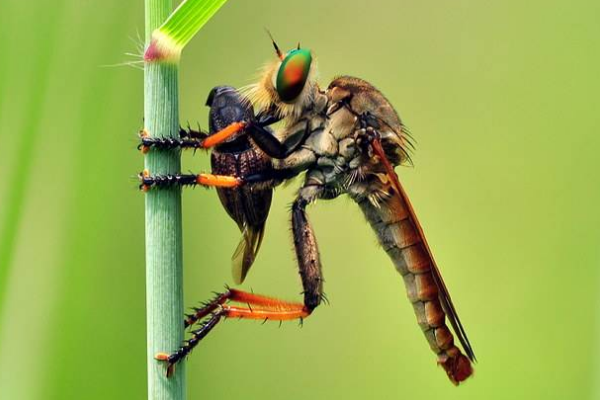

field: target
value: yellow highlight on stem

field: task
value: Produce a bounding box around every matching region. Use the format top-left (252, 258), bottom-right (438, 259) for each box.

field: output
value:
top-left (144, 30), bottom-right (181, 63)
top-left (144, 0), bottom-right (228, 63)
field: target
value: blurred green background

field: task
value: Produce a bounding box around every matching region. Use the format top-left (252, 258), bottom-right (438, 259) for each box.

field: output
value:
top-left (1, 0), bottom-right (599, 399)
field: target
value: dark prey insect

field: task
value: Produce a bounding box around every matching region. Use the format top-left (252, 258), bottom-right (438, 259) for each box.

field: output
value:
top-left (141, 85), bottom-right (304, 283)
top-left (140, 37), bottom-right (476, 384)
top-left (206, 87), bottom-right (272, 283)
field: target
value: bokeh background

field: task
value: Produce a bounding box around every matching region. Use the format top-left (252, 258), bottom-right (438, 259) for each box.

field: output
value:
top-left (1, 0), bottom-right (599, 399)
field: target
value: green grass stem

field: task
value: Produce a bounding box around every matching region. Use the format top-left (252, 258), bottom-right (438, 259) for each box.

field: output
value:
top-left (143, 0), bottom-right (229, 398)
top-left (144, 1), bottom-right (185, 399)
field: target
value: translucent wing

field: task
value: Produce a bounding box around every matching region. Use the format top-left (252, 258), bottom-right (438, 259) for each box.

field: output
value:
top-left (231, 224), bottom-right (266, 284)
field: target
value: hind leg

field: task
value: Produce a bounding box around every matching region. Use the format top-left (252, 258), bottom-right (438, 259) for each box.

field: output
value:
top-left (291, 184), bottom-right (326, 311)
top-left (156, 288), bottom-right (310, 376)
top-left (155, 184), bottom-right (329, 376)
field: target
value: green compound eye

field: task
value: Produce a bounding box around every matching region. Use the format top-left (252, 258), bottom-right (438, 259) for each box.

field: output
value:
top-left (276, 49), bottom-right (312, 103)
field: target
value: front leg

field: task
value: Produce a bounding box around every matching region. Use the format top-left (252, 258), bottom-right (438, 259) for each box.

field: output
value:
top-left (247, 119), bottom-right (311, 159)
top-left (139, 115), bottom-right (298, 157)
top-left (140, 85), bottom-right (255, 153)
top-left (139, 121), bottom-right (246, 153)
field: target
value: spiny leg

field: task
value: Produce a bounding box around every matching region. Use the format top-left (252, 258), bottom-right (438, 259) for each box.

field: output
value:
top-left (139, 121), bottom-right (247, 153)
top-left (139, 165), bottom-right (302, 192)
top-left (158, 185), bottom-right (329, 376)
top-left (155, 185), bottom-right (328, 377)
top-left (184, 291), bottom-right (231, 328)
top-left (156, 289), bottom-right (310, 376)
top-left (138, 127), bottom-right (205, 153)
top-left (139, 169), bottom-right (243, 191)
top-left (182, 288), bottom-right (308, 328)
top-left (292, 184), bottom-right (327, 311)
top-left (156, 312), bottom-right (224, 377)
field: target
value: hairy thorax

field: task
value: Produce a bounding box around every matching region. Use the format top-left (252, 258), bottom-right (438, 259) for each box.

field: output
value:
top-left (272, 83), bottom-right (406, 205)
top-left (273, 103), bottom-right (365, 197)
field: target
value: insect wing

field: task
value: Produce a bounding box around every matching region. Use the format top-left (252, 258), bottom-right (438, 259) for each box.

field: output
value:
top-left (231, 225), bottom-right (266, 284)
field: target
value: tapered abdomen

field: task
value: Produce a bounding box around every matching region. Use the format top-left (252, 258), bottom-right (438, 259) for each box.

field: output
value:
top-left (357, 181), bottom-right (473, 384)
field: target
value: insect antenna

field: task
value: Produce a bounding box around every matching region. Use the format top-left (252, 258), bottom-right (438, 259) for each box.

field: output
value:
top-left (265, 28), bottom-right (284, 60)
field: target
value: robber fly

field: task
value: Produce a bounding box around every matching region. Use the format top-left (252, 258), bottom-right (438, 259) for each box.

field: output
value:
top-left (141, 36), bottom-right (475, 384)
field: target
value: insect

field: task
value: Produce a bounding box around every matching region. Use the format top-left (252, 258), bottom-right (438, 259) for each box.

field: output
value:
top-left (141, 36), bottom-right (475, 384)
top-left (192, 86), bottom-right (276, 284)
top-left (206, 87), bottom-right (272, 283)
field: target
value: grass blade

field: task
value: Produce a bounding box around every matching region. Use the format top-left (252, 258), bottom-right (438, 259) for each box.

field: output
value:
top-left (145, 0), bottom-right (228, 62)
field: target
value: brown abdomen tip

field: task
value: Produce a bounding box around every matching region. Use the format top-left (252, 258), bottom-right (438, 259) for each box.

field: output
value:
top-left (439, 353), bottom-right (473, 385)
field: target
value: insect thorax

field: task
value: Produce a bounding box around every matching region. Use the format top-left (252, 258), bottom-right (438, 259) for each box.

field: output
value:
top-left (300, 104), bottom-right (365, 191)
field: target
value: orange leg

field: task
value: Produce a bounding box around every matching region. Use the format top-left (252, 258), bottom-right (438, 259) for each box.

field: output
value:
top-left (157, 289), bottom-right (310, 377)
top-left (184, 288), bottom-right (308, 327)
top-left (222, 305), bottom-right (308, 320)
top-left (200, 122), bottom-right (246, 148)
top-left (196, 173), bottom-right (241, 188)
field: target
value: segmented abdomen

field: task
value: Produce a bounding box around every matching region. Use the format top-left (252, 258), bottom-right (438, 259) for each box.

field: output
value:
top-left (356, 181), bottom-right (473, 384)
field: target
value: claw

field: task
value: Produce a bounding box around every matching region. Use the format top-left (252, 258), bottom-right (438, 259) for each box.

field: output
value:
top-left (155, 352), bottom-right (176, 378)
top-left (139, 129), bottom-right (151, 154)
top-left (140, 169), bottom-right (151, 192)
